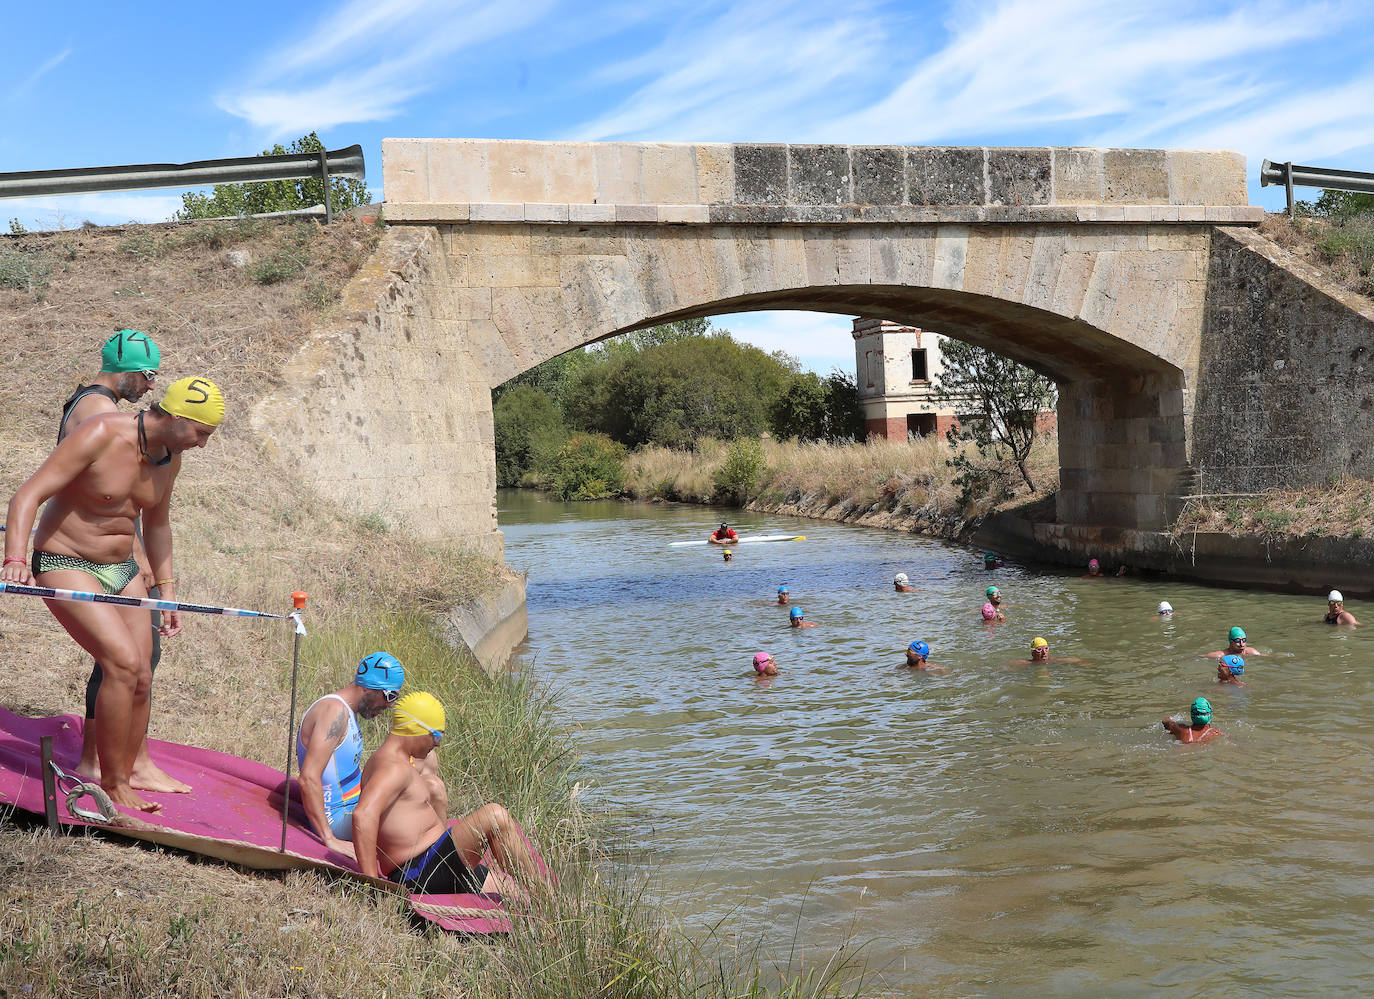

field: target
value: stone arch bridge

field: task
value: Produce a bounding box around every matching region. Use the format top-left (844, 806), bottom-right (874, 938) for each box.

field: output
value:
top-left (254, 141), bottom-right (1374, 559)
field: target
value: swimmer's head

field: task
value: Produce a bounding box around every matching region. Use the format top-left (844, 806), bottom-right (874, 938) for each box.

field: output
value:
top-left (894, 573), bottom-right (909, 586)
top-left (907, 640), bottom-right (930, 662)
top-left (1190, 697), bottom-right (1213, 726)
top-left (1219, 654), bottom-right (1245, 678)
top-left (789, 607), bottom-right (804, 620)
top-left (160, 376), bottom-right (225, 428)
top-left (1228, 626), bottom-right (1247, 644)
top-left (778, 585), bottom-right (788, 594)
top-left (1328, 590), bottom-right (1344, 605)
top-left (1088, 558), bottom-right (1100, 569)
top-left (1157, 601), bottom-right (1173, 615)
top-left (1031, 636), bottom-right (1049, 660)
top-left (986, 586), bottom-right (999, 598)
top-left (355, 651), bottom-right (404, 692)
top-left (723, 548), bottom-right (733, 560)
top-left (101, 329), bottom-right (161, 374)
top-left (752, 651), bottom-right (777, 675)
top-left (391, 691), bottom-right (446, 746)
top-left (981, 602), bottom-right (998, 621)
top-left (983, 551), bottom-right (998, 563)
top-left (719, 523), bottom-right (729, 532)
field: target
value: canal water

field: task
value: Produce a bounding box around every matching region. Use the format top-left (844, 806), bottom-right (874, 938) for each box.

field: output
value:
top-left (499, 489), bottom-right (1374, 998)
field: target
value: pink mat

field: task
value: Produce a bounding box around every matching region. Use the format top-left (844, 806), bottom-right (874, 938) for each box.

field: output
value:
top-left (0, 708), bottom-right (525, 934)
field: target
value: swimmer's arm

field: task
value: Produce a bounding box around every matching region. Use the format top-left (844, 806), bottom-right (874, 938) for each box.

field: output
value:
top-left (352, 765), bottom-right (409, 880)
top-left (298, 703), bottom-right (355, 858)
top-left (1161, 718), bottom-right (1182, 736)
top-left (141, 454), bottom-right (181, 635)
top-left (3, 422), bottom-right (109, 575)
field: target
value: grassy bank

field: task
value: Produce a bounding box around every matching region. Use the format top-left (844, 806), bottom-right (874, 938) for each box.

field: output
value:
top-left (0, 220), bottom-right (862, 998)
top-left (624, 434), bottom-right (1060, 537)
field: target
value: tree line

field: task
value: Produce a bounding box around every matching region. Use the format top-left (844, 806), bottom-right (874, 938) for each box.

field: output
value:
top-left (492, 318), bottom-right (864, 498)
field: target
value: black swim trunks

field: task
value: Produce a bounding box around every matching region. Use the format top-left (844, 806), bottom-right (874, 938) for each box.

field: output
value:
top-left (388, 831), bottom-right (489, 895)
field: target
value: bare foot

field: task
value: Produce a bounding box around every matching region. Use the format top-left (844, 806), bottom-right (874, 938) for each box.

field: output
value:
top-left (131, 761), bottom-right (191, 794)
top-left (105, 783), bottom-right (162, 813)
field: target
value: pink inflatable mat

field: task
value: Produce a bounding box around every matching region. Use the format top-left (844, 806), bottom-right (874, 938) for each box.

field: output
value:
top-left (0, 708), bottom-right (544, 934)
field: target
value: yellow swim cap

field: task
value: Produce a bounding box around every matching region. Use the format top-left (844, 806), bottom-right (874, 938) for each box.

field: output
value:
top-left (161, 377), bottom-right (225, 427)
top-left (391, 691), bottom-right (446, 738)
top-left (1031, 637), bottom-right (1049, 649)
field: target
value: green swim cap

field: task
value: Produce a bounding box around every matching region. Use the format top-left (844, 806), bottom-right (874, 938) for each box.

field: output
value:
top-left (101, 329), bottom-right (160, 373)
top-left (1228, 627), bottom-right (1246, 642)
top-left (1190, 697), bottom-right (1213, 725)
top-left (986, 586), bottom-right (999, 597)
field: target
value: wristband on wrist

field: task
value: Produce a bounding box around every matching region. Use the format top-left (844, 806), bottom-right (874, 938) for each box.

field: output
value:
top-left (3, 557), bottom-right (26, 566)
top-left (155, 578), bottom-right (175, 587)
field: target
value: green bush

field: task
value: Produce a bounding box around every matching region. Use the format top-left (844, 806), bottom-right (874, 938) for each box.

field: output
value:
top-left (550, 433), bottom-right (626, 500)
top-left (0, 247), bottom-right (52, 299)
top-left (493, 386), bottom-right (569, 487)
top-left (713, 437), bottom-right (766, 504)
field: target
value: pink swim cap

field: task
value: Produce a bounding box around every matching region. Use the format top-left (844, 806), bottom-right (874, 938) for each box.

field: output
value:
top-left (753, 652), bottom-right (773, 672)
top-left (981, 602), bottom-right (997, 620)
top-left (1088, 558), bottom-right (1100, 568)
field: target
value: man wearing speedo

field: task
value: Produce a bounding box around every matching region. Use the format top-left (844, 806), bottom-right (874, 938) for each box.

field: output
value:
top-left (3, 376), bottom-right (225, 813)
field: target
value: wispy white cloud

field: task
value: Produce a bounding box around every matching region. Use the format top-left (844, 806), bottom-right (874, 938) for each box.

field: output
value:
top-left (571, 0), bottom-right (887, 141)
top-left (218, 0), bottom-right (556, 137)
top-left (8, 47), bottom-right (71, 102)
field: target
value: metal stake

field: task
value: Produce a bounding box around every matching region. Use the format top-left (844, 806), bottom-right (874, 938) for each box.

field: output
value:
top-left (280, 592), bottom-right (309, 853)
top-left (39, 736), bottom-right (59, 834)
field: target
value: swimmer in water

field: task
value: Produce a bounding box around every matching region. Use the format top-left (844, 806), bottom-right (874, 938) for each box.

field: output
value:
top-left (980, 601), bottom-right (1005, 623)
top-left (1216, 654), bottom-right (1247, 687)
top-left (722, 548), bottom-right (733, 562)
top-left (1155, 601), bottom-right (1174, 621)
top-left (986, 585), bottom-right (1003, 608)
top-left (1323, 590), bottom-right (1360, 626)
top-left (983, 551), bottom-right (1002, 570)
top-left (903, 640), bottom-right (946, 673)
top-left (1206, 626), bottom-right (1261, 659)
top-left (776, 585), bottom-right (790, 605)
top-left (1162, 697), bottom-right (1223, 743)
top-left (708, 522), bottom-right (737, 546)
top-left (893, 572), bottom-right (914, 593)
top-left (789, 607), bottom-right (817, 629)
top-left (751, 652), bottom-right (778, 676)
top-left (1003, 637), bottom-right (1084, 668)
top-left (1082, 558), bottom-right (1104, 578)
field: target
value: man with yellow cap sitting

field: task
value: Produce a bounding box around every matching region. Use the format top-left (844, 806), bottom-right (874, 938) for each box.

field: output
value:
top-left (3, 376), bottom-right (225, 814)
top-left (352, 692), bottom-right (549, 896)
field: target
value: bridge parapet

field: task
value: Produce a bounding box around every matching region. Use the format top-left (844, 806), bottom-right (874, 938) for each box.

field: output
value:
top-left (384, 140), bottom-right (1261, 225)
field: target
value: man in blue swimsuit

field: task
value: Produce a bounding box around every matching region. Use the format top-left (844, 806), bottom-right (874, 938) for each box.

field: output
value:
top-left (296, 652), bottom-right (406, 860)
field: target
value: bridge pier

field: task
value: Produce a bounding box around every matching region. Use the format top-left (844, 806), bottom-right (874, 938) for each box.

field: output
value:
top-left (1055, 373), bottom-right (1189, 531)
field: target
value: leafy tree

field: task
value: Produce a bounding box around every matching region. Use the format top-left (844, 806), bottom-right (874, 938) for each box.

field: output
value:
top-left (550, 433), bottom-right (626, 500)
top-left (1296, 189), bottom-right (1374, 219)
top-left (933, 338), bottom-right (1057, 493)
top-left (770, 370), bottom-right (865, 442)
top-left (563, 334), bottom-right (793, 448)
top-left (175, 132), bottom-right (371, 220)
top-left (713, 437), bottom-right (767, 504)
top-left (493, 386), bottom-right (568, 487)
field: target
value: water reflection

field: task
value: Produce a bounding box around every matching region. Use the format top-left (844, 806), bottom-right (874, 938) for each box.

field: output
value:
top-left (500, 490), bottom-right (1374, 997)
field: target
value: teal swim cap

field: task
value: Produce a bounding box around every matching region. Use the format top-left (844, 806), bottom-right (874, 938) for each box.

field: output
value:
top-left (1190, 697), bottom-right (1213, 725)
top-left (986, 586), bottom-right (999, 597)
top-left (355, 652), bottom-right (405, 692)
top-left (1228, 627), bottom-right (1246, 642)
top-left (101, 329), bottom-right (160, 374)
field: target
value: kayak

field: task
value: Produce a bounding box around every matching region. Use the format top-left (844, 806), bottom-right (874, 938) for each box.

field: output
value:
top-left (669, 535), bottom-right (806, 547)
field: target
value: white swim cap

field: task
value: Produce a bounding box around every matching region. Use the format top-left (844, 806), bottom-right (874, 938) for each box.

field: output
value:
top-left (894, 573), bottom-right (909, 585)
top-left (1157, 601), bottom-right (1173, 614)
top-left (1328, 590), bottom-right (1343, 603)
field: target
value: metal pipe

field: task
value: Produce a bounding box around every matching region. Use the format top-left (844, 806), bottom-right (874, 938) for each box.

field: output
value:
top-left (0, 144), bottom-right (365, 200)
top-left (1261, 159), bottom-right (1374, 197)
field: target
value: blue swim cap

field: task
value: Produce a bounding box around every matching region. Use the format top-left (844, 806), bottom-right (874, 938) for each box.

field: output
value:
top-left (908, 640), bottom-right (930, 658)
top-left (1221, 654), bottom-right (1245, 675)
top-left (789, 607), bottom-right (803, 618)
top-left (355, 652), bottom-right (404, 692)
top-left (778, 585), bottom-right (788, 594)
top-left (1190, 697), bottom-right (1213, 725)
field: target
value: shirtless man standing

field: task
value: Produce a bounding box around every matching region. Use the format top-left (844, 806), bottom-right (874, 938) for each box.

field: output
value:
top-left (352, 692), bottom-right (547, 896)
top-left (57, 330), bottom-right (181, 791)
top-left (3, 377), bottom-right (224, 812)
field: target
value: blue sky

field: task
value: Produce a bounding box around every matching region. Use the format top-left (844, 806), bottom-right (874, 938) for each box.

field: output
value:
top-left (5, 0), bottom-right (1373, 372)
